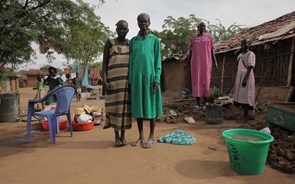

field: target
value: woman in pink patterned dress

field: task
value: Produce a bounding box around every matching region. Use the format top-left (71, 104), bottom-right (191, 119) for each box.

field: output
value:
top-left (233, 38), bottom-right (256, 123)
top-left (188, 22), bottom-right (217, 111)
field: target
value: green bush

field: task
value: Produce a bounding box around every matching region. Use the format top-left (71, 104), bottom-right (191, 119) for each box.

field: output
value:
top-left (210, 86), bottom-right (223, 98)
top-left (0, 68), bottom-right (13, 88)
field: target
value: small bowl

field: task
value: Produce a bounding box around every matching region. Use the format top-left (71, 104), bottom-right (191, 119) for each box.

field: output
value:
top-left (72, 121), bottom-right (94, 131)
top-left (41, 119), bottom-right (67, 131)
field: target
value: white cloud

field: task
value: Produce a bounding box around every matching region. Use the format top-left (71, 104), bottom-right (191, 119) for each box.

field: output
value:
top-left (21, 0), bottom-right (295, 70)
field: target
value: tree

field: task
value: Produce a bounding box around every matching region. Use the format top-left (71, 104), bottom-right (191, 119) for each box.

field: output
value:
top-left (154, 14), bottom-right (244, 56)
top-left (154, 14), bottom-right (201, 57)
top-left (89, 62), bottom-right (103, 69)
top-left (59, 8), bottom-right (112, 67)
top-left (40, 64), bottom-right (62, 74)
top-left (207, 19), bottom-right (244, 45)
top-left (0, 0), bottom-right (108, 69)
top-left (40, 65), bottom-right (51, 73)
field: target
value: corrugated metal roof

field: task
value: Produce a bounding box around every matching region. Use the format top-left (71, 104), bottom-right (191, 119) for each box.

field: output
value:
top-left (215, 11), bottom-right (295, 53)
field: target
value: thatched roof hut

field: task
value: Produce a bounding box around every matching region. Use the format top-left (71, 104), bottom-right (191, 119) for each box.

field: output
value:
top-left (212, 11), bottom-right (295, 94)
top-left (25, 69), bottom-right (46, 87)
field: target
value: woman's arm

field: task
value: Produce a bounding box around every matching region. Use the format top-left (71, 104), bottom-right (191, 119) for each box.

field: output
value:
top-left (58, 77), bottom-right (64, 86)
top-left (128, 39), bottom-right (134, 84)
top-left (242, 52), bottom-right (255, 87)
top-left (212, 49), bottom-right (218, 68)
top-left (44, 76), bottom-right (50, 85)
top-left (153, 37), bottom-right (162, 84)
top-left (153, 37), bottom-right (162, 93)
top-left (102, 39), bottom-right (111, 90)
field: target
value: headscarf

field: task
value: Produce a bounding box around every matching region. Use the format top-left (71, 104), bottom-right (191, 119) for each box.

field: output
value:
top-left (137, 13), bottom-right (150, 22)
top-left (197, 21), bottom-right (206, 27)
top-left (137, 13), bottom-right (152, 36)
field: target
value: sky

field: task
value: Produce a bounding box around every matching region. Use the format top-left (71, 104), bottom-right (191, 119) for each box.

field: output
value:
top-left (20, 0), bottom-right (295, 70)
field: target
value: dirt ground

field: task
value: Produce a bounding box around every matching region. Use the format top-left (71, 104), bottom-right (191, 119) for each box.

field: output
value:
top-left (0, 87), bottom-right (294, 184)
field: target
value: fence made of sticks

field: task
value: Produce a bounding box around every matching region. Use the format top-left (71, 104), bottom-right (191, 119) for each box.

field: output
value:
top-left (211, 37), bottom-right (295, 94)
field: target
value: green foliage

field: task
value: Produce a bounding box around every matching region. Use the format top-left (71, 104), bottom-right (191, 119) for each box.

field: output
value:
top-left (154, 14), bottom-right (200, 56)
top-left (207, 19), bottom-right (245, 45)
top-left (18, 70), bottom-right (28, 75)
top-left (155, 14), bottom-right (244, 57)
top-left (0, 67), bottom-right (13, 88)
top-left (0, 0), bottom-right (37, 67)
top-left (39, 64), bottom-right (62, 74)
top-left (89, 62), bottom-right (103, 69)
top-left (0, 0), bottom-right (109, 69)
top-left (210, 86), bottom-right (223, 99)
top-left (40, 65), bottom-right (52, 73)
top-left (52, 0), bottom-right (112, 67)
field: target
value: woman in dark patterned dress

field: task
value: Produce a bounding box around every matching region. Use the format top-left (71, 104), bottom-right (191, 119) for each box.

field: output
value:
top-left (102, 20), bottom-right (132, 147)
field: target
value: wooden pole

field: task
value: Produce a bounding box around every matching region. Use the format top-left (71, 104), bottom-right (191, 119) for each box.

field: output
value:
top-left (287, 37), bottom-right (295, 87)
top-left (220, 53), bottom-right (226, 92)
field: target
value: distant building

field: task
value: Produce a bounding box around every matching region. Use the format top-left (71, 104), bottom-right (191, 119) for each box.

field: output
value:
top-left (213, 11), bottom-right (295, 92)
top-left (25, 69), bottom-right (46, 87)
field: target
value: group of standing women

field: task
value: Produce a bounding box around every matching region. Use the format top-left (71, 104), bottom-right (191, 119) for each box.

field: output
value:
top-left (102, 13), bottom-right (255, 148)
top-left (188, 22), bottom-right (255, 123)
top-left (102, 13), bottom-right (162, 148)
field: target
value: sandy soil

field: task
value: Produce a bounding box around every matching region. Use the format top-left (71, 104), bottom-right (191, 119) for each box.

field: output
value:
top-left (0, 87), bottom-right (294, 184)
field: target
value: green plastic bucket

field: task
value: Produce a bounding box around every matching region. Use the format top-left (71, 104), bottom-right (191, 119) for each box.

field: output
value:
top-left (222, 128), bottom-right (274, 175)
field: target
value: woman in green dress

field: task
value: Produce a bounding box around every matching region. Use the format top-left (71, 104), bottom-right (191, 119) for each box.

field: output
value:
top-left (129, 13), bottom-right (163, 148)
top-left (44, 66), bottom-right (64, 105)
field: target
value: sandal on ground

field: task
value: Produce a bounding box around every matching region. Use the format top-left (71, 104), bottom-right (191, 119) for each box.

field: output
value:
top-left (131, 139), bottom-right (143, 147)
top-left (142, 140), bottom-right (156, 149)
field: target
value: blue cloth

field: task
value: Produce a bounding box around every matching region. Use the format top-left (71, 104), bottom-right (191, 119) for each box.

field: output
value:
top-left (82, 65), bottom-right (100, 89)
top-left (158, 130), bottom-right (196, 145)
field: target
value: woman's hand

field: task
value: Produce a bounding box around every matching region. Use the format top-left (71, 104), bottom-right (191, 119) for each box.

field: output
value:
top-left (103, 80), bottom-right (111, 94)
top-left (151, 82), bottom-right (159, 94)
top-left (242, 79), bottom-right (247, 87)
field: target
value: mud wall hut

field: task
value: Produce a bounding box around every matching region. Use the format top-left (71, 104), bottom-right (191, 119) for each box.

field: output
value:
top-left (161, 54), bottom-right (191, 93)
top-left (213, 11), bottom-right (295, 95)
top-left (25, 69), bottom-right (46, 87)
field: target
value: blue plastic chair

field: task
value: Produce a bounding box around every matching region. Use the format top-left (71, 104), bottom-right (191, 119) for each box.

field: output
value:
top-left (26, 85), bottom-right (76, 144)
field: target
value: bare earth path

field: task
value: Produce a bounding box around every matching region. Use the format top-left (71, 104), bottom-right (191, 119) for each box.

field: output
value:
top-left (0, 87), bottom-right (294, 184)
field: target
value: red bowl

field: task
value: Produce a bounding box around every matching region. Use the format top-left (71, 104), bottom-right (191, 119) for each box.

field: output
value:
top-left (41, 119), bottom-right (67, 131)
top-left (72, 121), bottom-right (94, 131)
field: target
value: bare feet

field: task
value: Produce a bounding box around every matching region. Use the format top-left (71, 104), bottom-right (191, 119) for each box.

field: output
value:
top-left (131, 139), bottom-right (143, 147)
top-left (114, 139), bottom-right (122, 147)
top-left (120, 138), bottom-right (128, 147)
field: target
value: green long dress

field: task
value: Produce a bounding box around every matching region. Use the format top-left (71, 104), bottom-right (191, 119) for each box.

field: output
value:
top-left (129, 33), bottom-right (163, 118)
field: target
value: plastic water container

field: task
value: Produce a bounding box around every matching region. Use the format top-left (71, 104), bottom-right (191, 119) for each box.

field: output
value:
top-left (222, 128), bottom-right (274, 175)
top-left (206, 104), bottom-right (223, 124)
top-left (0, 92), bottom-right (20, 122)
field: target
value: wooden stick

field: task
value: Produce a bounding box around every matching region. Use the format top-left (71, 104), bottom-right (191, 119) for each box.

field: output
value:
top-left (287, 37), bottom-right (295, 87)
